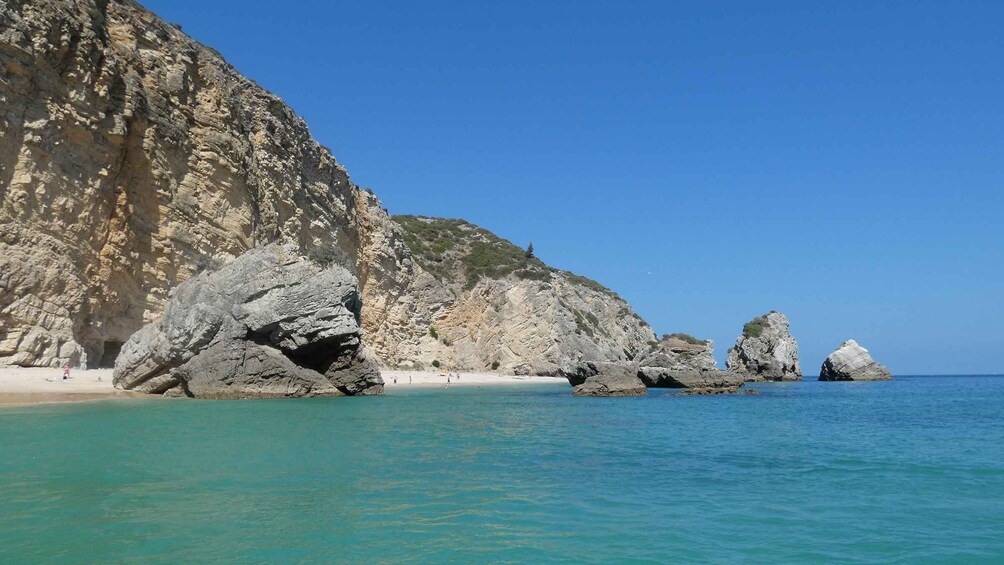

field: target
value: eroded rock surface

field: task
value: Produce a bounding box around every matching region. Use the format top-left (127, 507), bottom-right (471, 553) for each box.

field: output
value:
top-left (819, 339), bottom-right (892, 381)
top-left (561, 362), bottom-right (648, 397)
top-left (726, 311), bottom-right (802, 381)
top-left (113, 245), bottom-right (382, 398)
top-left (0, 1), bottom-right (656, 374)
top-left (637, 367), bottom-right (744, 389)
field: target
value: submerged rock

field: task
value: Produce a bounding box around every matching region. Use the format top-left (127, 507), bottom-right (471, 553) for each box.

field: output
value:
top-left (560, 362), bottom-right (648, 397)
top-left (819, 340), bottom-right (892, 381)
top-left (726, 311), bottom-right (802, 381)
top-left (114, 245), bottom-right (382, 398)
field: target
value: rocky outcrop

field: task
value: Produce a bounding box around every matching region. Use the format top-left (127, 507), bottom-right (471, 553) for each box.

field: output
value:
top-left (637, 333), bottom-right (719, 372)
top-left (726, 311), bottom-right (802, 381)
top-left (379, 216), bottom-right (656, 374)
top-left (633, 332), bottom-right (743, 389)
top-left (0, 0), bottom-right (656, 374)
top-left (561, 362), bottom-right (647, 397)
top-left (113, 245), bottom-right (382, 398)
top-left (637, 367), bottom-right (744, 389)
top-left (819, 340), bottom-right (892, 381)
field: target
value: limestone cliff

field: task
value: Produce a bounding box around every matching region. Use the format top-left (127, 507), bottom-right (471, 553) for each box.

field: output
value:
top-left (386, 216), bottom-right (656, 374)
top-left (0, 0), bottom-right (654, 373)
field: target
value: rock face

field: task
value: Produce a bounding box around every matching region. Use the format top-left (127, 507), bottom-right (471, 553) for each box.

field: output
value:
top-left (726, 311), bottom-right (802, 381)
top-left (636, 367), bottom-right (744, 390)
top-left (634, 332), bottom-right (743, 389)
top-left (0, 1), bottom-right (655, 374)
top-left (819, 340), bottom-right (892, 381)
top-left (113, 245), bottom-right (382, 398)
top-left (561, 362), bottom-right (648, 397)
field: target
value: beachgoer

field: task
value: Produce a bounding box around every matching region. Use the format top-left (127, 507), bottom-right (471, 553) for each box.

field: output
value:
top-left (62, 363), bottom-right (70, 381)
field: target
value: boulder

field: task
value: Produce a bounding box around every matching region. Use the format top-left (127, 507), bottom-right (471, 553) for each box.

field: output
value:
top-left (726, 311), bottom-right (802, 381)
top-left (819, 340), bottom-right (892, 381)
top-left (560, 362), bottom-right (647, 397)
top-left (114, 245), bottom-right (382, 398)
top-left (637, 367), bottom-right (744, 389)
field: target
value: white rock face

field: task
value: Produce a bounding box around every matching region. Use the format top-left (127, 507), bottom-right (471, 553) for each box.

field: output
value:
top-left (725, 311), bottom-right (802, 381)
top-left (819, 339), bottom-right (892, 381)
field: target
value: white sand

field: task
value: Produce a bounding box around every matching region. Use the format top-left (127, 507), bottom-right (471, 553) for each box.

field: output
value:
top-left (381, 370), bottom-right (563, 388)
top-left (0, 366), bottom-right (564, 406)
top-left (0, 367), bottom-right (138, 407)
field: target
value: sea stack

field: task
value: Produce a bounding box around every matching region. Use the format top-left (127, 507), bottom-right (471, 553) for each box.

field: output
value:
top-left (726, 311), bottom-right (802, 381)
top-left (113, 245), bottom-right (383, 398)
top-left (819, 340), bottom-right (892, 381)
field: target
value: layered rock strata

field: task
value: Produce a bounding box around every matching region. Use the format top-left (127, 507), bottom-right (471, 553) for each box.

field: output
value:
top-left (0, 0), bottom-right (655, 373)
top-left (113, 245), bottom-right (382, 398)
top-left (819, 339), bottom-right (892, 381)
top-left (726, 311), bottom-right (802, 381)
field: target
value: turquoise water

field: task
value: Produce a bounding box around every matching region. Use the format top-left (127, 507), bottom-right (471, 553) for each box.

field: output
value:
top-left (1, 376), bottom-right (1003, 564)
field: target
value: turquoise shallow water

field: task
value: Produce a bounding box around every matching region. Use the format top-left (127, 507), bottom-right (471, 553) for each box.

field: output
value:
top-left (2, 376), bottom-right (1003, 564)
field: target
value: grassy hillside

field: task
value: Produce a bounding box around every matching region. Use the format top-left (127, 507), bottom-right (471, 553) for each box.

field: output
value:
top-left (393, 215), bottom-right (621, 298)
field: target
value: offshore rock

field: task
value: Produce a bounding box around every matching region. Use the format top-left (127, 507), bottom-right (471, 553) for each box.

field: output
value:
top-left (819, 339), bottom-right (892, 381)
top-left (560, 362), bottom-right (647, 397)
top-left (637, 367), bottom-right (744, 390)
top-left (637, 333), bottom-right (719, 372)
top-left (726, 311), bottom-right (802, 381)
top-left (113, 245), bottom-right (382, 398)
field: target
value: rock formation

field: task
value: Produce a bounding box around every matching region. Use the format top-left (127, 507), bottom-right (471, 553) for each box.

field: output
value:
top-left (0, 0), bottom-right (655, 373)
top-left (634, 332), bottom-right (743, 389)
top-left (388, 216), bottom-right (656, 374)
top-left (561, 362), bottom-right (648, 397)
top-left (819, 339), bottom-right (892, 381)
top-left (726, 311), bottom-right (802, 381)
top-left (113, 245), bottom-right (382, 398)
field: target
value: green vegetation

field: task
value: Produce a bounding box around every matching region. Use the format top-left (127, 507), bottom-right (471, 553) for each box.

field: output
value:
top-left (194, 255), bottom-right (223, 273)
top-left (429, 326), bottom-right (438, 339)
top-left (663, 332), bottom-right (707, 345)
top-left (432, 360), bottom-right (441, 368)
top-left (393, 216), bottom-right (627, 300)
top-left (743, 317), bottom-right (768, 338)
top-left (561, 271), bottom-right (621, 300)
top-left (307, 242), bottom-right (346, 267)
top-left (491, 361), bottom-right (500, 371)
top-left (394, 215), bottom-right (552, 289)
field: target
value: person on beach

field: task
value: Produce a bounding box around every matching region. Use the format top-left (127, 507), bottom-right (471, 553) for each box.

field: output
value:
top-left (62, 363), bottom-right (70, 381)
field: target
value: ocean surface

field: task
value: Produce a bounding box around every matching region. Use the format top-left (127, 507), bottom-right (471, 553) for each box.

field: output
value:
top-left (2, 375), bottom-right (1003, 564)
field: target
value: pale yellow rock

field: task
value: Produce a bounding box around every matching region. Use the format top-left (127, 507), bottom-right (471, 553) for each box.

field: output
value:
top-left (0, 0), bottom-right (656, 373)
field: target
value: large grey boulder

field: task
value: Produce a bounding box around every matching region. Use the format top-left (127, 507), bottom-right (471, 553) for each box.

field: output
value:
top-left (114, 245), bottom-right (382, 398)
top-left (560, 362), bottom-right (647, 397)
top-left (726, 311), bottom-right (802, 381)
top-left (819, 340), bottom-right (892, 381)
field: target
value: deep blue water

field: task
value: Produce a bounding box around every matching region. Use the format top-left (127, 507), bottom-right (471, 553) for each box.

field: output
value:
top-left (1, 376), bottom-right (1003, 564)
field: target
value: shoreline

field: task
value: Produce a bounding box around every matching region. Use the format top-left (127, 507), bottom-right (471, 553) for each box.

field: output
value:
top-left (380, 370), bottom-right (564, 389)
top-left (0, 367), bottom-right (140, 407)
top-left (0, 367), bottom-right (565, 407)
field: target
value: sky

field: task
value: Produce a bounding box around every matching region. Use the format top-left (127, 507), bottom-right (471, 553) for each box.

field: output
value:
top-left (142, 0), bottom-right (1003, 374)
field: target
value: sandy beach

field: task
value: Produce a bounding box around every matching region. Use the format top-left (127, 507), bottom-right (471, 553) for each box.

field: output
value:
top-left (0, 367), bottom-right (563, 406)
top-left (381, 370), bottom-right (564, 388)
top-left (0, 367), bottom-right (139, 407)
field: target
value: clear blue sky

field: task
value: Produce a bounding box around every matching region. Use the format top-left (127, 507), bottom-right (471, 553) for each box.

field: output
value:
top-left (143, 0), bottom-right (1003, 374)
